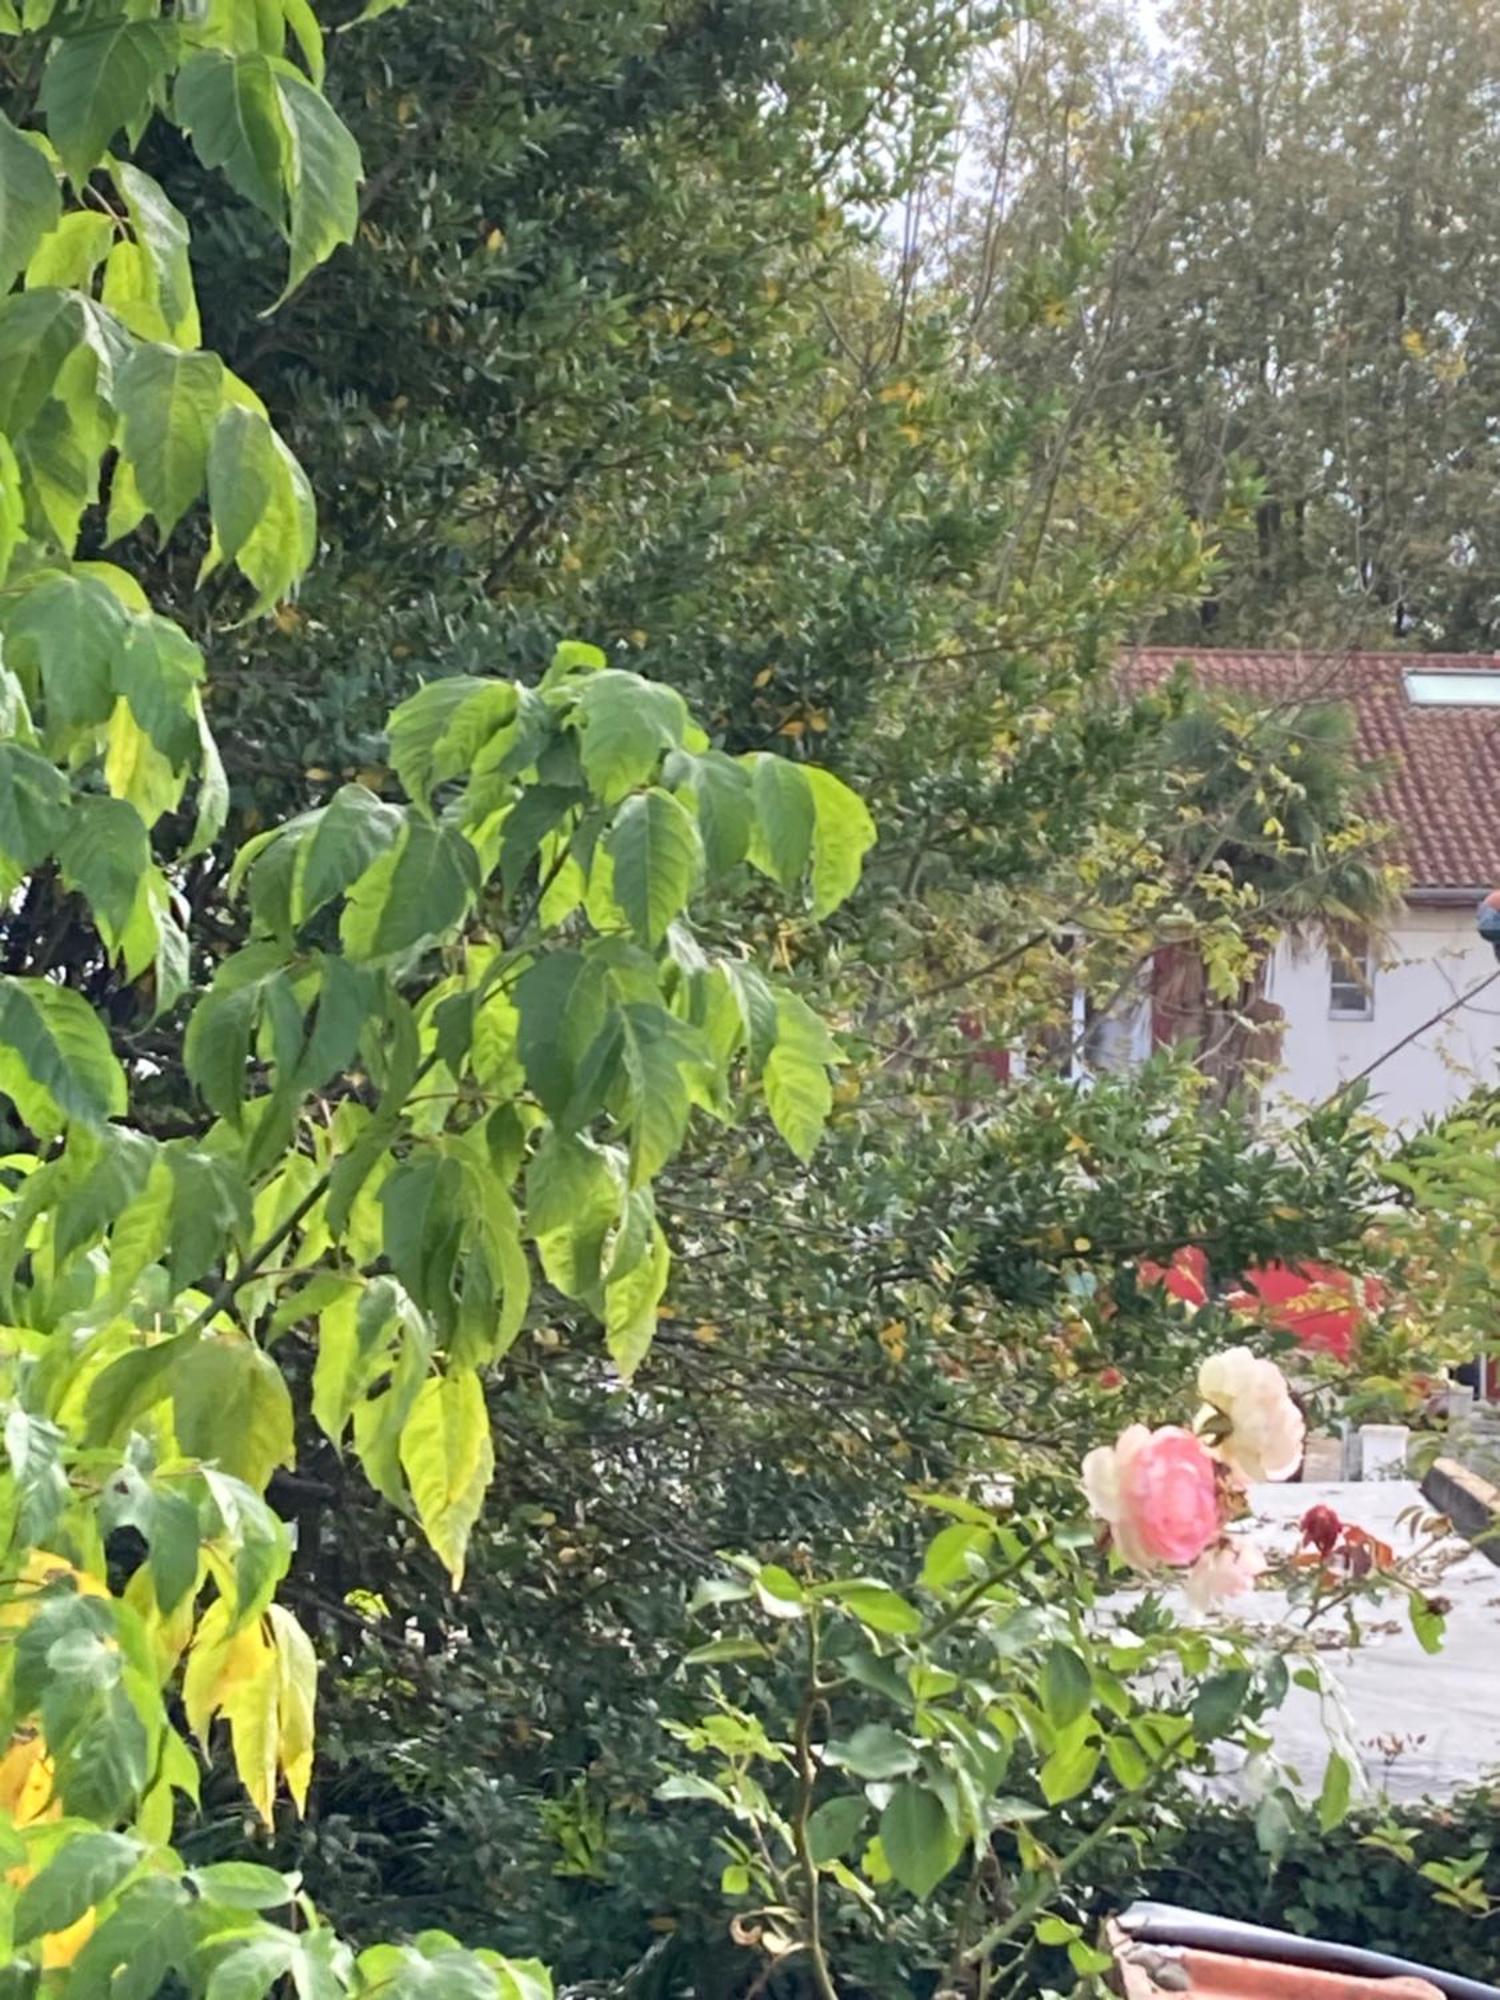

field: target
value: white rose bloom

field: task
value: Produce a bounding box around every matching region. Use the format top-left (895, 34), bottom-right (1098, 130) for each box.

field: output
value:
top-left (1197, 1345), bottom-right (1304, 1483)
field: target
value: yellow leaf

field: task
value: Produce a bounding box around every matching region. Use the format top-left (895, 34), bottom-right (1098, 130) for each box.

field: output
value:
top-left (268, 1605), bottom-right (317, 1814)
top-left (0, 1735), bottom-right (57, 1826)
top-left (485, 227), bottom-right (504, 253)
top-left (184, 1598), bottom-right (278, 1819)
top-left (752, 666), bottom-right (775, 689)
top-left (104, 698), bottom-right (183, 827)
top-left (398, 1371), bottom-right (494, 1588)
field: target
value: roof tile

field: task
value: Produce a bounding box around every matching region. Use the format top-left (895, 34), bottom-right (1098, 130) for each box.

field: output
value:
top-left (1126, 649), bottom-right (1500, 893)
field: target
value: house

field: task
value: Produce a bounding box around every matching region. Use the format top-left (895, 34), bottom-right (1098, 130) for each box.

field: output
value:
top-left (1124, 649), bottom-right (1500, 1130)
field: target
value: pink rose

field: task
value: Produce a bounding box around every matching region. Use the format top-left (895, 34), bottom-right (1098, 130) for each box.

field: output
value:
top-left (1186, 1536), bottom-right (1266, 1610)
top-left (1083, 1424), bottom-right (1221, 1570)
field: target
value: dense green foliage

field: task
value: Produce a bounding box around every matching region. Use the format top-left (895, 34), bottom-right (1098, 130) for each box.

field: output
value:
top-left (0, 0), bottom-right (1476, 1993)
top-left (944, 0), bottom-right (1500, 646)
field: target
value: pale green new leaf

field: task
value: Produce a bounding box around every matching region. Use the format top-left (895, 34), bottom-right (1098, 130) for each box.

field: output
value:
top-left (0, 432), bottom-right (23, 583)
top-left (763, 991), bottom-right (840, 1161)
top-left (0, 976), bottom-right (127, 1134)
top-left (185, 693), bottom-right (229, 860)
top-left (172, 1335), bottom-right (296, 1492)
top-left (0, 113), bottom-right (61, 293)
top-left (603, 1216), bottom-right (670, 1378)
top-left (108, 162), bottom-right (199, 345)
top-left (115, 343), bottom-right (225, 539)
top-left (399, 1370), bottom-right (494, 1587)
top-left (606, 787), bottom-right (703, 947)
top-left (805, 765), bottom-right (876, 916)
top-left (26, 209), bottom-right (113, 290)
top-left (40, 20), bottom-right (177, 184)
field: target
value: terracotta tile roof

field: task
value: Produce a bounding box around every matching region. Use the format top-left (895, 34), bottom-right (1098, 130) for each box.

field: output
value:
top-left (1125, 648), bottom-right (1500, 896)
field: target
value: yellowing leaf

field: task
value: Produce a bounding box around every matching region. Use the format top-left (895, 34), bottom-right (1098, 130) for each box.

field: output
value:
top-left (398, 1371), bottom-right (494, 1587)
top-left (268, 1605), bottom-right (316, 1813)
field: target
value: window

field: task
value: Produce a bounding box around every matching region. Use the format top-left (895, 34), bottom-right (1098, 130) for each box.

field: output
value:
top-left (1403, 670), bottom-right (1500, 706)
top-left (1328, 925), bottom-right (1374, 1021)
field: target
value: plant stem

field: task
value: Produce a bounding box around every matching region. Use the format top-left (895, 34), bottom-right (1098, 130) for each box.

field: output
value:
top-left (792, 1618), bottom-right (839, 2000)
top-left (965, 1753), bottom-right (1171, 1969)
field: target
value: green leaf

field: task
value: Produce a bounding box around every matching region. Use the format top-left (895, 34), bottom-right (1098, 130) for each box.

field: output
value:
top-left (70, 1877), bottom-right (192, 2000)
top-left (26, 208), bottom-right (114, 289)
top-left (15, 1831), bottom-right (139, 1943)
top-left (880, 1785), bottom-right (963, 1900)
top-left (292, 784), bottom-right (405, 924)
top-left (187, 1863), bottom-right (294, 1912)
top-left (58, 794), bottom-right (152, 954)
top-left (40, 20), bottom-right (176, 184)
top-left (572, 670), bottom-right (687, 803)
top-left (172, 1336), bottom-right (295, 1491)
top-left (204, 1933), bottom-right (297, 2000)
top-left (805, 765), bottom-right (876, 916)
top-left (807, 1796), bottom-right (869, 1866)
top-left (1191, 1668), bottom-right (1250, 1742)
top-left (204, 402), bottom-right (316, 612)
top-left (920, 1521), bottom-right (992, 1591)
top-left (746, 753), bottom-right (815, 890)
top-left (109, 161), bottom-right (199, 345)
top-left (174, 51), bottom-right (287, 223)
top-left (823, 1724), bottom-right (919, 1781)
top-left (763, 991), bottom-right (840, 1161)
top-left (1040, 1645), bottom-right (1093, 1730)
top-left (664, 749), bottom-right (753, 875)
top-left (817, 1580), bottom-right (922, 1635)
top-left (0, 112), bottom-right (61, 293)
top-left (606, 788), bottom-right (704, 947)
top-left (2, 571), bottom-right (125, 733)
top-left (388, 677), bottom-right (521, 805)
top-left (1039, 1737), bottom-right (1100, 1805)
top-left (618, 1003), bottom-right (715, 1184)
top-left (184, 943), bottom-right (287, 1120)
top-left (85, 1332), bottom-right (193, 1445)
top-left (1104, 1734), bottom-right (1151, 1790)
top-left (399, 1370), bottom-right (494, 1588)
top-left (1318, 1748), bottom-right (1354, 1832)
top-left (516, 954), bottom-right (611, 1119)
top-left (0, 975), bottom-right (127, 1135)
top-left (603, 1216), bottom-right (670, 1377)
top-left (1408, 1594), bottom-right (1445, 1654)
top-left (115, 343), bottom-right (225, 539)
top-left (274, 67), bottom-right (362, 299)
top-left (0, 741), bottom-right (69, 872)
top-left (340, 820), bottom-right (478, 961)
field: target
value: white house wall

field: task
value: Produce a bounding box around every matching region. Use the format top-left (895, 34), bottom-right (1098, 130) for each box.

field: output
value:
top-left (1266, 905), bottom-right (1500, 1130)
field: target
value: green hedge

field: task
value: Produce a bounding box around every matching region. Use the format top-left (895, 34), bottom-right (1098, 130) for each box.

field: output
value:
top-left (1141, 1789), bottom-right (1500, 1982)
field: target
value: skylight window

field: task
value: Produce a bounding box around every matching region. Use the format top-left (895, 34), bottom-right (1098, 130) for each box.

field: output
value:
top-left (1403, 670), bottom-right (1500, 706)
